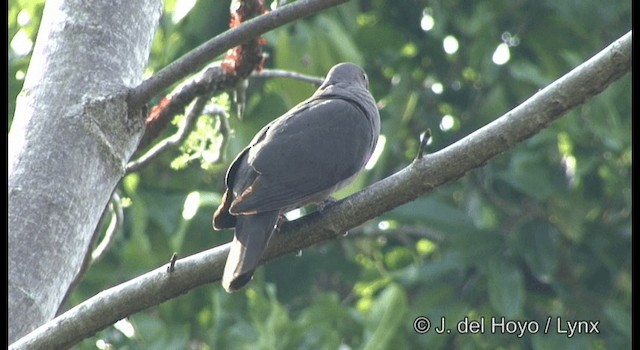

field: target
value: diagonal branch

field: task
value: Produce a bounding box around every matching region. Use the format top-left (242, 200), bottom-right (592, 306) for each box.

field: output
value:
top-left (11, 31), bottom-right (631, 350)
top-left (128, 0), bottom-right (350, 109)
top-left (262, 30), bottom-right (632, 261)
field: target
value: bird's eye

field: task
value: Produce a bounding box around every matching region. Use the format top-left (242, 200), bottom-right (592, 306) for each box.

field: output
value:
top-left (363, 73), bottom-right (369, 88)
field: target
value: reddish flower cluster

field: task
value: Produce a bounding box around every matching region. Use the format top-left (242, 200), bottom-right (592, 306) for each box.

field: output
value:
top-left (222, 0), bottom-right (268, 75)
top-left (140, 0), bottom-right (270, 149)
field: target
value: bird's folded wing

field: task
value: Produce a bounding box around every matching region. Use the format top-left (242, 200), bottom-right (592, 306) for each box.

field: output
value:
top-left (230, 98), bottom-right (376, 214)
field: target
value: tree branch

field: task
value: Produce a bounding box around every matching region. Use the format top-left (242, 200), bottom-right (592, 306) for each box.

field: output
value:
top-left (128, 0), bottom-right (350, 109)
top-left (11, 30), bottom-right (631, 350)
top-left (251, 68), bottom-right (325, 85)
top-left (126, 96), bottom-right (223, 173)
top-left (138, 0), bottom-right (269, 150)
top-left (8, 0), bottom-right (161, 343)
top-left (91, 192), bottom-right (124, 264)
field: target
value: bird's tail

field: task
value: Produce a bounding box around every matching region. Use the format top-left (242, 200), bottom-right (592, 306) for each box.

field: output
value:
top-left (222, 211), bottom-right (280, 292)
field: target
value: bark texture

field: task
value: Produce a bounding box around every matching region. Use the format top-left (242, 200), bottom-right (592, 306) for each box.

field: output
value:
top-left (8, 0), bottom-right (162, 343)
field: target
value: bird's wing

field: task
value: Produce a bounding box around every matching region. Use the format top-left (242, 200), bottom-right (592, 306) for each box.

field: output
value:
top-left (229, 97), bottom-right (377, 214)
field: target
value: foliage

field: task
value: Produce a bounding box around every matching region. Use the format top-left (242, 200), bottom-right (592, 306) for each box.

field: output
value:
top-left (9, 0), bottom-right (630, 349)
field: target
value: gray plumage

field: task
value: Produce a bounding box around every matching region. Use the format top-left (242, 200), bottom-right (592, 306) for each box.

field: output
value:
top-left (213, 62), bottom-right (380, 292)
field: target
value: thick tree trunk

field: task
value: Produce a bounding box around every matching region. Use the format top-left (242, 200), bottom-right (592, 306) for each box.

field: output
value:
top-left (8, 0), bottom-right (161, 343)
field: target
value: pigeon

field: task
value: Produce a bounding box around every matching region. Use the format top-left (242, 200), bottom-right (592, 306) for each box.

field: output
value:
top-left (213, 62), bottom-right (380, 292)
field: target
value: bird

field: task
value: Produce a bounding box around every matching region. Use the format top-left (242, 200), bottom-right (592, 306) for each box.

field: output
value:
top-left (213, 62), bottom-right (380, 293)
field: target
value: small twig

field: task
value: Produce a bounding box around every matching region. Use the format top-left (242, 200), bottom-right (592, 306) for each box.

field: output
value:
top-left (126, 96), bottom-right (224, 173)
top-left (251, 68), bottom-right (324, 85)
top-left (214, 105), bottom-right (232, 164)
top-left (415, 129), bottom-right (432, 160)
top-left (233, 78), bottom-right (249, 120)
top-left (167, 253), bottom-right (178, 273)
top-left (91, 192), bottom-right (124, 263)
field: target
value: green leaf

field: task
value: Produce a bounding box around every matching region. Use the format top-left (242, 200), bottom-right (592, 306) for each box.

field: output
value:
top-left (512, 221), bottom-right (559, 283)
top-left (486, 259), bottom-right (524, 318)
top-left (296, 293), bottom-right (359, 350)
top-left (363, 284), bottom-right (408, 350)
top-left (498, 150), bottom-right (557, 200)
top-left (389, 196), bottom-right (476, 235)
top-left (246, 286), bottom-right (296, 350)
top-left (316, 15), bottom-right (364, 65)
top-left (604, 299), bottom-right (631, 340)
